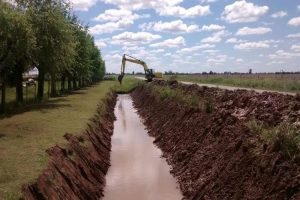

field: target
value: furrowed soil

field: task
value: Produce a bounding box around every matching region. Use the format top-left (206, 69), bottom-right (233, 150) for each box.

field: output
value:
top-left (131, 80), bottom-right (300, 200)
top-left (22, 92), bottom-right (117, 199)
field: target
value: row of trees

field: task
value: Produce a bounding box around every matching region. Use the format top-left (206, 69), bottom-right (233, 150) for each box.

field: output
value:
top-left (0, 0), bottom-right (106, 113)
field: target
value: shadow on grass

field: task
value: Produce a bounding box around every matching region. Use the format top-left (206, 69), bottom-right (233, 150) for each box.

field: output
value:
top-left (0, 85), bottom-right (97, 119)
top-left (0, 99), bottom-right (72, 119)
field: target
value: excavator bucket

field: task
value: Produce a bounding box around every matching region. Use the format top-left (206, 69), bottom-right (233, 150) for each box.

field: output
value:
top-left (118, 74), bottom-right (124, 84)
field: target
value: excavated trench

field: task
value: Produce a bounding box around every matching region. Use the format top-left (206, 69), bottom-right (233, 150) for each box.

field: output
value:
top-left (21, 81), bottom-right (300, 200)
top-left (103, 94), bottom-right (182, 200)
top-left (131, 80), bottom-right (300, 200)
top-left (22, 92), bottom-right (183, 200)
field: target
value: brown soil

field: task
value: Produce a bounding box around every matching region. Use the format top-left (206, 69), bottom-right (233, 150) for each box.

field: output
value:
top-left (131, 80), bottom-right (300, 200)
top-left (22, 93), bottom-right (117, 200)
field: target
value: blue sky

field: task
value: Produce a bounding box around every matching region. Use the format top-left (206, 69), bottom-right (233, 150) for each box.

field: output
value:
top-left (71, 0), bottom-right (300, 74)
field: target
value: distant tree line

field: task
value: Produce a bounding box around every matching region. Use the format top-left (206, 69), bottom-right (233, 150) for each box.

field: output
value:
top-left (164, 70), bottom-right (300, 75)
top-left (0, 0), bottom-right (105, 113)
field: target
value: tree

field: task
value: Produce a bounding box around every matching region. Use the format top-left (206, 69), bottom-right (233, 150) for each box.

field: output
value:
top-left (12, 6), bottom-right (36, 104)
top-left (0, 1), bottom-right (31, 111)
top-left (25, 0), bottom-right (76, 99)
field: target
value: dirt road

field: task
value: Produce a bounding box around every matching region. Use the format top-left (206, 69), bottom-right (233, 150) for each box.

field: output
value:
top-left (135, 76), bottom-right (297, 96)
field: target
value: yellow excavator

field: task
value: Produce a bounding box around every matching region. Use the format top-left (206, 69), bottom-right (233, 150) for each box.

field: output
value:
top-left (118, 54), bottom-right (162, 84)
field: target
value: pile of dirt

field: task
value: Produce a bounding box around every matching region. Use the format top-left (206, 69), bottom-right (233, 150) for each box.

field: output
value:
top-left (22, 92), bottom-right (117, 200)
top-left (132, 81), bottom-right (300, 200)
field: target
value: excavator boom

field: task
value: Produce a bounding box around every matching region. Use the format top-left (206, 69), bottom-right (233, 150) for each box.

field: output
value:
top-left (118, 54), bottom-right (156, 84)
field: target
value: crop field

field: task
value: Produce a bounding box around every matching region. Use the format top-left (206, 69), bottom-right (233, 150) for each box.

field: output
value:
top-left (165, 74), bottom-right (300, 93)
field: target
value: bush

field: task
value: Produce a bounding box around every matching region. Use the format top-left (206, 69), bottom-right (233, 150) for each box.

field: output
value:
top-left (247, 120), bottom-right (300, 159)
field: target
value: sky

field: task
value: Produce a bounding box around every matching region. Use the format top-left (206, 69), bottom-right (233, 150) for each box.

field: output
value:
top-left (70, 0), bottom-right (300, 74)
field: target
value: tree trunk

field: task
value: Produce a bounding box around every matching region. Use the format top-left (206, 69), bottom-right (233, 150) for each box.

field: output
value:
top-left (68, 76), bottom-right (72, 91)
top-left (15, 64), bottom-right (24, 104)
top-left (73, 78), bottom-right (77, 90)
top-left (61, 74), bottom-right (65, 93)
top-left (82, 78), bottom-right (85, 87)
top-left (50, 74), bottom-right (56, 97)
top-left (37, 67), bottom-right (45, 101)
top-left (1, 75), bottom-right (6, 113)
top-left (78, 77), bottom-right (82, 88)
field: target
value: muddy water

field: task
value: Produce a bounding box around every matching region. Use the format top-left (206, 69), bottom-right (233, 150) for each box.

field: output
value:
top-left (103, 95), bottom-right (182, 200)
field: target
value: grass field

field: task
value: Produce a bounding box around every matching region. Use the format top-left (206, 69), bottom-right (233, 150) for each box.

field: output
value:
top-left (167, 74), bottom-right (300, 93)
top-left (0, 77), bottom-right (139, 199)
top-left (2, 81), bottom-right (78, 114)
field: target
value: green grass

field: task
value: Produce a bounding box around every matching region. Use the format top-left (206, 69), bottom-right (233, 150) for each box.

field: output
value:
top-left (150, 85), bottom-right (213, 113)
top-left (2, 81), bottom-right (79, 114)
top-left (114, 76), bottom-right (143, 93)
top-left (247, 120), bottom-right (300, 159)
top-left (0, 77), bottom-right (139, 199)
top-left (168, 74), bottom-right (300, 93)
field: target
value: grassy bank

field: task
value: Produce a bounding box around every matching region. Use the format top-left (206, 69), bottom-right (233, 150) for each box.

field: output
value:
top-left (0, 77), bottom-right (139, 199)
top-left (168, 74), bottom-right (300, 93)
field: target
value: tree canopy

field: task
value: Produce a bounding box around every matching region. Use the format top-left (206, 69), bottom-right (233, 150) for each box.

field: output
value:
top-left (0, 0), bottom-right (106, 112)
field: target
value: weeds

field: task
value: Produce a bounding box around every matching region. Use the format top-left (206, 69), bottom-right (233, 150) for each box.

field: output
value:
top-left (247, 120), bottom-right (300, 159)
top-left (151, 85), bottom-right (213, 113)
top-left (168, 75), bottom-right (178, 81)
top-left (170, 74), bottom-right (300, 93)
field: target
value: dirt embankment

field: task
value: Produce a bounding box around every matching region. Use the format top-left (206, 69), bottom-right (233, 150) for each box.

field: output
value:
top-left (131, 81), bottom-right (300, 200)
top-left (22, 92), bottom-right (117, 200)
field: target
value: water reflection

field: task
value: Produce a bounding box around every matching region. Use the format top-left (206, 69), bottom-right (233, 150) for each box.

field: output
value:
top-left (118, 98), bottom-right (127, 131)
top-left (103, 95), bottom-right (182, 200)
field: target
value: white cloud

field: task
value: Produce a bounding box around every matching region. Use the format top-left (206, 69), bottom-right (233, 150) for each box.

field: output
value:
top-left (201, 24), bottom-right (225, 31)
top-left (226, 37), bottom-right (247, 43)
top-left (122, 46), bottom-right (145, 52)
top-left (201, 30), bottom-right (229, 43)
top-left (222, 0), bottom-right (269, 23)
top-left (234, 41), bottom-right (270, 50)
top-left (177, 44), bottom-right (215, 53)
top-left (288, 17), bottom-right (300, 26)
top-left (89, 19), bottom-right (133, 34)
top-left (150, 49), bottom-right (165, 53)
top-left (298, 5), bottom-right (300, 11)
top-left (207, 54), bottom-right (227, 63)
top-left (291, 44), bottom-right (300, 52)
top-left (271, 11), bottom-right (287, 18)
top-left (236, 58), bottom-right (244, 62)
top-left (200, 0), bottom-right (217, 4)
top-left (93, 9), bottom-right (140, 22)
top-left (141, 20), bottom-right (199, 33)
top-left (112, 32), bottom-right (161, 46)
top-left (150, 36), bottom-right (186, 48)
top-left (269, 50), bottom-right (300, 60)
top-left (101, 0), bottom-right (210, 18)
top-left (158, 5), bottom-right (211, 18)
top-left (203, 49), bottom-right (219, 54)
top-left (287, 33), bottom-right (300, 38)
top-left (236, 27), bottom-right (272, 36)
top-left (95, 40), bottom-right (107, 48)
top-left (70, 0), bottom-right (98, 11)
top-left (101, 0), bottom-right (182, 10)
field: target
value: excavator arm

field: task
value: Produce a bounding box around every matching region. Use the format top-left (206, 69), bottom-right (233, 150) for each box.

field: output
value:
top-left (118, 54), bottom-right (154, 84)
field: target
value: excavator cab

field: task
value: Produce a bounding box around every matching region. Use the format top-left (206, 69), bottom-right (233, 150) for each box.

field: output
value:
top-left (145, 69), bottom-right (155, 82)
